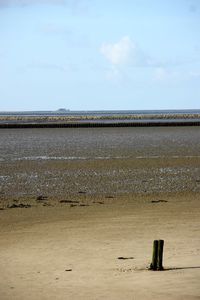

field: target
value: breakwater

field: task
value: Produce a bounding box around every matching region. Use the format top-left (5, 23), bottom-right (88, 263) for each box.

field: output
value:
top-left (0, 120), bottom-right (200, 128)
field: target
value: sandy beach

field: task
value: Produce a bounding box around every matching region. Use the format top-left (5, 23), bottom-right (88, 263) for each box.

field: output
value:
top-left (0, 127), bottom-right (200, 299)
top-left (0, 191), bottom-right (200, 300)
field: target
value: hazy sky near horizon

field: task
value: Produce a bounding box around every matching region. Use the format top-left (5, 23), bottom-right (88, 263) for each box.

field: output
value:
top-left (0, 0), bottom-right (200, 111)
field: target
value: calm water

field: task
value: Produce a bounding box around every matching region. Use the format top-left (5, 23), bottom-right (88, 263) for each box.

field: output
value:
top-left (1, 127), bottom-right (200, 161)
top-left (1, 109), bottom-right (200, 117)
top-left (0, 127), bottom-right (200, 197)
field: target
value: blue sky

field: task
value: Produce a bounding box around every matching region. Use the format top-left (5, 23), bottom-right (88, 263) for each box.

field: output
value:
top-left (0, 0), bottom-right (200, 110)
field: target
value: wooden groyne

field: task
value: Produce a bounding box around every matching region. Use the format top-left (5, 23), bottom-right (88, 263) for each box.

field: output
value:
top-left (150, 240), bottom-right (164, 271)
top-left (0, 120), bottom-right (200, 128)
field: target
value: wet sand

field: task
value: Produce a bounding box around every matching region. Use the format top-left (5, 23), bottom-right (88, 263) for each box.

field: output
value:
top-left (1, 127), bottom-right (200, 198)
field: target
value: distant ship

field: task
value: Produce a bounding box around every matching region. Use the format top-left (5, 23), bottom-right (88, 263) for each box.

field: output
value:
top-left (56, 108), bottom-right (70, 113)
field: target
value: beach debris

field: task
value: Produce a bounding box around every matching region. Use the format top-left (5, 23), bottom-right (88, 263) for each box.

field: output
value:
top-left (65, 269), bottom-right (72, 272)
top-left (151, 200), bottom-right (168, 203)
top-left (60, 200), bottom-right (79, 204)
top-left (36, 195), bottom-right (48, 201)
top-left (94, 201), bottom-right (104, 205)
top-left (70, 204), bottom-right (78, 208)
top-left (0, 207), bottom-right (4, 210)
top-left (78, 191), bottom-right (87, 194)
top-left (7, 203), bottom-right (31, 209)
top-left (149, 239), bottom-right (164, 271)
top-left (105, 195), bottom-right (114, 198)
top-left (117, 268), bottom-right (134, 273)
top-left (118, 257), bottom-right (134, 260)
top-left (42, 203), bottom-right (52, 207)
top-left (70, 203), bottom-right (89, 207)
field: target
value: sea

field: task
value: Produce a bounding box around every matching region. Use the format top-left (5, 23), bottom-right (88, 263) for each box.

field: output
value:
top-left (0, 109), bottom-right (200, 117)
top-left (0, 109), bottom-right (200, 126)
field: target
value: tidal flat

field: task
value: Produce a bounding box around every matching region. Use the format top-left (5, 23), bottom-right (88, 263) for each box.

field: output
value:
top-left (0, 126), bottom-right (200, 200)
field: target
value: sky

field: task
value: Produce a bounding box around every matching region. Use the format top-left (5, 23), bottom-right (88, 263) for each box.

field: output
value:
top-left (0, 0), bottom-right (200, 111)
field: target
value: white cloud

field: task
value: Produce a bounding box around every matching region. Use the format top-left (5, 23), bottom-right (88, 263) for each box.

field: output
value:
top-left (100, 36), bottom-right (137, 66)
top-left (100, 36), bottom-right (148, 67)
top-left (100, 36), bottom-right (197, 83)
top-left (100, 36), bottom-right (149, 81)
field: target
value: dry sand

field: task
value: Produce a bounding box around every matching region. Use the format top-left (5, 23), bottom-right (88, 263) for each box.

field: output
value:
top-left (0, 192), bottom-right (200, 300)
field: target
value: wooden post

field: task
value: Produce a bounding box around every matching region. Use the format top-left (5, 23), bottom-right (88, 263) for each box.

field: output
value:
top-left (150, 240), bottom-right (158, 270)
top-left (157, 239), bottom-right (164, 270)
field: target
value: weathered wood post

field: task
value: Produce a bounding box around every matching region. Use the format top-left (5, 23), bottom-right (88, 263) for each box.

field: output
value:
top-left (157, 239), bottom-right (164, 270)
top-left (150, 240), bottom-right (158, 270)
